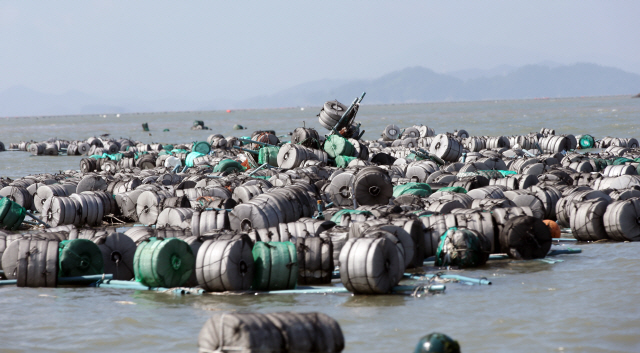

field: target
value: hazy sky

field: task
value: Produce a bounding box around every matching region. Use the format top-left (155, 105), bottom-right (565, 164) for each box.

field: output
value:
top-left (1, 1), bottom-right (638, 101)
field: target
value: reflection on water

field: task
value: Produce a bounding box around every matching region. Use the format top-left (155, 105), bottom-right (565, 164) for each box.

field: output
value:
top-left (342, 293), bottom-right (408, 308)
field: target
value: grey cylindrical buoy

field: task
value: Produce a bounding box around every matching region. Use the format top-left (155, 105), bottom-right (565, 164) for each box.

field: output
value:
top-left (1, 238), bottom-right (59, 287)
top-left (296, 236), bottom-right (333, 285)
top-left (603, 198), bottom-right (640, 241)
top-left (195, 236), bottom-right (254, 292)
top-left (92, 232), bottom-right (136, 280)
top-left (500, 215), bottom-right (552, 259)
top-left (339, 236), bottom-right (401, 294)
top-left (430, 134), bottom-right (463, 162)
top-left (198, 312), bottom-right (344, 353)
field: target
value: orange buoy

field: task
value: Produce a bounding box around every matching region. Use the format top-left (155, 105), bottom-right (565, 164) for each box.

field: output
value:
top-left (543, 219), bottom-right (561, 238)
top-left (226, 109), bottom-right (231, 113)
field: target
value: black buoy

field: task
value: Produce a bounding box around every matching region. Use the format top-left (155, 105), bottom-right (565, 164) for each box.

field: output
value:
top-left (414, 333), bottom-right (460, 353)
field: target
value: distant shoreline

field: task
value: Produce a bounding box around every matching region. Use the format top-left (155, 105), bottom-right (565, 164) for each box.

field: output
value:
top-left (1, 93), bottom-right (634, 120)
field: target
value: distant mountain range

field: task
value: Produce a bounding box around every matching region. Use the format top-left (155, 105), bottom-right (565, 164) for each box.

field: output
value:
top-left (236, 63), bottom-right (640, 108)
top-left (1, 63), bottom-right (639, 117)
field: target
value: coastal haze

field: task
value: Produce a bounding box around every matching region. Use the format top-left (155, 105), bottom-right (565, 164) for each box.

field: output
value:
top-left (1, 1), bottom-right (639, 116)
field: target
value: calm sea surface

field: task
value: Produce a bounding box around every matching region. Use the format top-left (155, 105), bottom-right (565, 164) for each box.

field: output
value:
top-left (1, 95), bottom-right (640, 352)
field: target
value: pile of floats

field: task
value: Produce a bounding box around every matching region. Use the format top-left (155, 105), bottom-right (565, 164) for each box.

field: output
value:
top-left (1, 92), bottom-right (639, 352)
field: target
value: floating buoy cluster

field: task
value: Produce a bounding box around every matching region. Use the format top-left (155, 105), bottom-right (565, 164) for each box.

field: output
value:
top-left (1, 99), bottom-right (639, 294)
top-left (1, 94), bottom-right (639, 350)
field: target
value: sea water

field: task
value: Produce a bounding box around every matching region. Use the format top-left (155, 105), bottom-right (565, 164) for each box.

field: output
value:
top-left (1, 95), bottom-right (639, 352)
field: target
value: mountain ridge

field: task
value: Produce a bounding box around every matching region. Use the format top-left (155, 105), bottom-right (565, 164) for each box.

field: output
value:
top-left (1, 63), bottom-right (639, 117)
top-left (236, 63), bottom-right (640, 108)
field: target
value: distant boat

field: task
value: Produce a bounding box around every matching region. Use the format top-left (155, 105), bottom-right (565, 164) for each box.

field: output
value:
top-left (633, 93), bottom-right (640, 98)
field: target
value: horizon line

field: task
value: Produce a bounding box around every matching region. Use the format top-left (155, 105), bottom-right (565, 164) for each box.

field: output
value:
top-left (1, 94), bottom-right (634, 120)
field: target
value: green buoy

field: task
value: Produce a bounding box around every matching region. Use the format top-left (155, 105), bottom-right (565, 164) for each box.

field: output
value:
top-left (0, 198), bottom-right (26, 231)
top-left (258, 146), bottom-right (280, 167)
top-left (579, 134), bottom-right (595, 149)
top-left (213, 159), bottom-right (245, 173)
top-left (134, 237), bottom-right (195, 288)
top-left (192, 141), bottom-right (211, 155)
top-left (58, 239), bottom-right (104, 277)
top-left (251, 242), bottom-right (298, 291)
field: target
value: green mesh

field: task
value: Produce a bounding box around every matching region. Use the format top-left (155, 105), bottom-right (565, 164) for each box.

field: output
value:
top-left (103, 153), bottom-right (123, 161)
top-left (393, 182), bottom-right (432, 198)
top-left (591, 158), bottom-right (608, 171)
top-left (335, 155), bottom-right (357, 168)
top-left (58, 239), bottom-right (104, 277)
top-left (435, 227), bottom-right (489, 268)
top-left (437, 186), bottom-right (467, 194)
top-left (89, 154), bottom-right (106, 159)
top-left (613, 157), bottom-right (634, 165)
top-left (0, 198), bottom-right (26, 230)
top-left (213, 159), bottom-right (245, 173)
top-left (403, 188), bottom-right (432, 197)
top-left (406, 153), bottom-right (425, 161)
top-left (134, 151), bottom-right (148, 160)
top-left (435, 227), bottom-right (456, 267)
top-left (496, 170), bottom-right (517, 177)
top-left (134, 237), bottom-right (195, 288)
top-left (258, 146), bottom-right (280, 166)
top-left (329, 209), bottom-right (372, 223)
top-left (0, 197), bottom-right (12, 225)
top-left (185, 151), bottom-right (205, 167)
top-left (171, 149), bottom-right (189, 155)
top-left (323, 135), bottom-right (356, 158)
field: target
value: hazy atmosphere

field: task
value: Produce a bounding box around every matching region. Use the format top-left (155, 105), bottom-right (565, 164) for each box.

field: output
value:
top-left (1, 1), bottom-right (639, 115)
